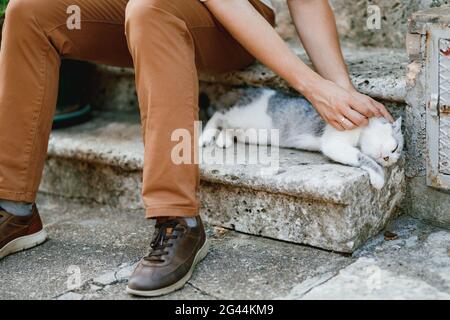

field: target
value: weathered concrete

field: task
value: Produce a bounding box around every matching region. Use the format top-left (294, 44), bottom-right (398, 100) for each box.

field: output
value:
top-left (2, 195), bottom-right (449, 300)
top-left (271, 0), bottom-right (450, 48)
top-left (199, 144), bottom-right (405, 252)
top-left (41, 110), bottom-right (405, 253)
top-left (90, 46), bottom-right (408, 113)
top-left (331, 0), bottom-right (450, 48)
top-left (300, 217), bottom-right (450, 300)
top-left (407, 176), bottom-right (450, 228)
top-left (185, 232), bottom-right (352, 300)
top-left (302, 257), bottom-right (450, 300)
top-left (0, 194), bottom-right (150, 300)
top-left (409, 5), bottom-right (450, 34)
top-left (0, 194), bottom-right (351, 300)
top-left (404, 6), bottom-right (450, 228)
top-left (199, 46), bottom-right (407, 103)
top-left (78, 216), bottom-right (450, 300)
top-left (76, 231), bottom-right (354, 300)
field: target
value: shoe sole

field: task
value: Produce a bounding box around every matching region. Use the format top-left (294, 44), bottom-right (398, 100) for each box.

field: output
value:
top-left (126, 238), bottom-right (210, 297)
top-left (0, 229), bottom-right (48, 260)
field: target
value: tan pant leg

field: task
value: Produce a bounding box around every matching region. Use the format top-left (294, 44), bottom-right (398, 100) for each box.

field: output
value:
top-left (125, 0), bottom-right (275, 218)
top-left (0, 0), bottom-right (131, 202)
top-left (0, 0), bottom-right (274, 215)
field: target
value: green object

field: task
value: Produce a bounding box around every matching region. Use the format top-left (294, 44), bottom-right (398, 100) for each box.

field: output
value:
top-left (53, 59), bottom-right (94, 129)
top-left (1, 0), bottom-right (7, 16)
top-left (52, 103), bottom-right (92, 129)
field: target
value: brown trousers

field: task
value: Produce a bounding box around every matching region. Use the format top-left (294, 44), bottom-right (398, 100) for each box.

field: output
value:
top-left (0, 0), bottom-right (275, 218)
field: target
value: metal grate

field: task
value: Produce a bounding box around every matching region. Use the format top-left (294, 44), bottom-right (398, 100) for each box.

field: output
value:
top-left (439, 39), bottom-right (450, 175)
top-left (439, 39), bottom-right (450, 112)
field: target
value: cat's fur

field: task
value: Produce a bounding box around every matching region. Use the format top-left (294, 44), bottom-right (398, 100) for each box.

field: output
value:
top-left (199, 88), bottom-right (404, 189)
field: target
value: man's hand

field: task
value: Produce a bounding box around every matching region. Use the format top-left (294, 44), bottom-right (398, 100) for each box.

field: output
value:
top-left (348, 89), bottom-right (394, 123)
top-left (305, 79), bottom-right (393, 131)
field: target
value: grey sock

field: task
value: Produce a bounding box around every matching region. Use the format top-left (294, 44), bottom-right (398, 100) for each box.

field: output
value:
top-left (0, 199), bottom-right (33, 216)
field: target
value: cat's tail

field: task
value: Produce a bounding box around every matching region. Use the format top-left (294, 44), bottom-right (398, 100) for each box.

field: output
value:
top-left (199, 112), bottom-right (224, 147)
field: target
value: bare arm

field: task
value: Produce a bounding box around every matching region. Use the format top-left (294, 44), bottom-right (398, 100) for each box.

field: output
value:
top-left (288, 0), bottom-right (393, 121)
top-left (203, 0), bottom-right (392, 130)
top-left (287, 0), bottom-right (351, 88)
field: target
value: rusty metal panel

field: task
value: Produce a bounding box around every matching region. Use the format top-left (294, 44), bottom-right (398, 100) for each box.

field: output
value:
top-left (439, 39), bottom-right (450, 176)
top-left (439, 39), bottom-right (450, 112)
top-left (438, 39), bottom-right (450, 176)
top-left (425, 27), bottom-right (450, 190)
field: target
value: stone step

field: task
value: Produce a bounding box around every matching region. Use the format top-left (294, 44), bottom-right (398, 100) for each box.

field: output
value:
top-left (43, 33), bottom-right (409, 255)
top-left (200, 45), bottom-right (408, 102)
top-left (90, 45), bottom-right (408, 114)
top-left (41, 111), bottom-right (405, 253)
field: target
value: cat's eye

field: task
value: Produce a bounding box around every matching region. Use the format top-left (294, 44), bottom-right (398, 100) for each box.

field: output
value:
top-left (383, 156), bottom-right (390, 161)
top-left (392, 144), bottom-right (399, 153)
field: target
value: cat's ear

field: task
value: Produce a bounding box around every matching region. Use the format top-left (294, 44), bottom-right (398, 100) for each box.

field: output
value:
top-left (393, 117), bottom-right (402, 132)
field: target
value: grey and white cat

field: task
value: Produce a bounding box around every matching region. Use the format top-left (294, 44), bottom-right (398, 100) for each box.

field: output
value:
top-left (199, 88), bottom-right (404, 189)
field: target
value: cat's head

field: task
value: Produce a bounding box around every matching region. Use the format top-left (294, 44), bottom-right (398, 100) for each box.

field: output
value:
top-left (360, 117), bottom-right (404, 167)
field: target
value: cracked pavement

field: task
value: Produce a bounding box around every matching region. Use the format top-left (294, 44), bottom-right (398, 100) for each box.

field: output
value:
top-left (1, 194), bottom-right (450, 300)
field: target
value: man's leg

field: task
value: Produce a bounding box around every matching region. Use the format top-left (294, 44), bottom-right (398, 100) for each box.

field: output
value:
top-left (126, 0), bottom-right (274, 219)
top-left (125, 0), bottom-right (275, 296)
top-left (0, 0), bottom-right (131, 202)
top-left (0, 0), bottom-right (131, 259)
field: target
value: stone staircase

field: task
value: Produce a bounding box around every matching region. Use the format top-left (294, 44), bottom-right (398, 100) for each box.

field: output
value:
top-left (39, 1), bottom-right (444, 253)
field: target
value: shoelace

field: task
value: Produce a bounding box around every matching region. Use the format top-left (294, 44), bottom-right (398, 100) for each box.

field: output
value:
top-left (144, 219), bottom-right (186, 263)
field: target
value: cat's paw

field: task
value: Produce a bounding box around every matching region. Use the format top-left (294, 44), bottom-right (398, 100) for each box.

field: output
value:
top-left (215, 129), bottom-right (234, 148)
top-left (369, 171), bottom-right (385, 190)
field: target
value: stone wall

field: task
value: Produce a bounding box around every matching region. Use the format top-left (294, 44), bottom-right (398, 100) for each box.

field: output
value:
top-left (272, 0), bottom-right (450, 48)
top-left (405, 6), bottom-right (450, 228)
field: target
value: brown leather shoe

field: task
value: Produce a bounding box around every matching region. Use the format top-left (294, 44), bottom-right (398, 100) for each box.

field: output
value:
top-left (0, 204), bottom-right (47, 259)
top-left (126, 215), bottom-right (209, 297)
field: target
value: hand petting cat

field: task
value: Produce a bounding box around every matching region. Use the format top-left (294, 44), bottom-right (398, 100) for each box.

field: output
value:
top-left (200, 88), bottom-right (403, 190)
top-left (304, 79), bottom-right (394, 132)
top-left (203, 0), bottom-right (393, 132)
top-left (347, 89), bottom-right (394, 123)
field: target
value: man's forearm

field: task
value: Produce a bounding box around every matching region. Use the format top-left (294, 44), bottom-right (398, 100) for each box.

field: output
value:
top-left (287, 0), bottom-right (354, 90)
top-left (203, 0), bottom-right (323, 97)
top-left (203, 0), bottom-right (392, 128)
